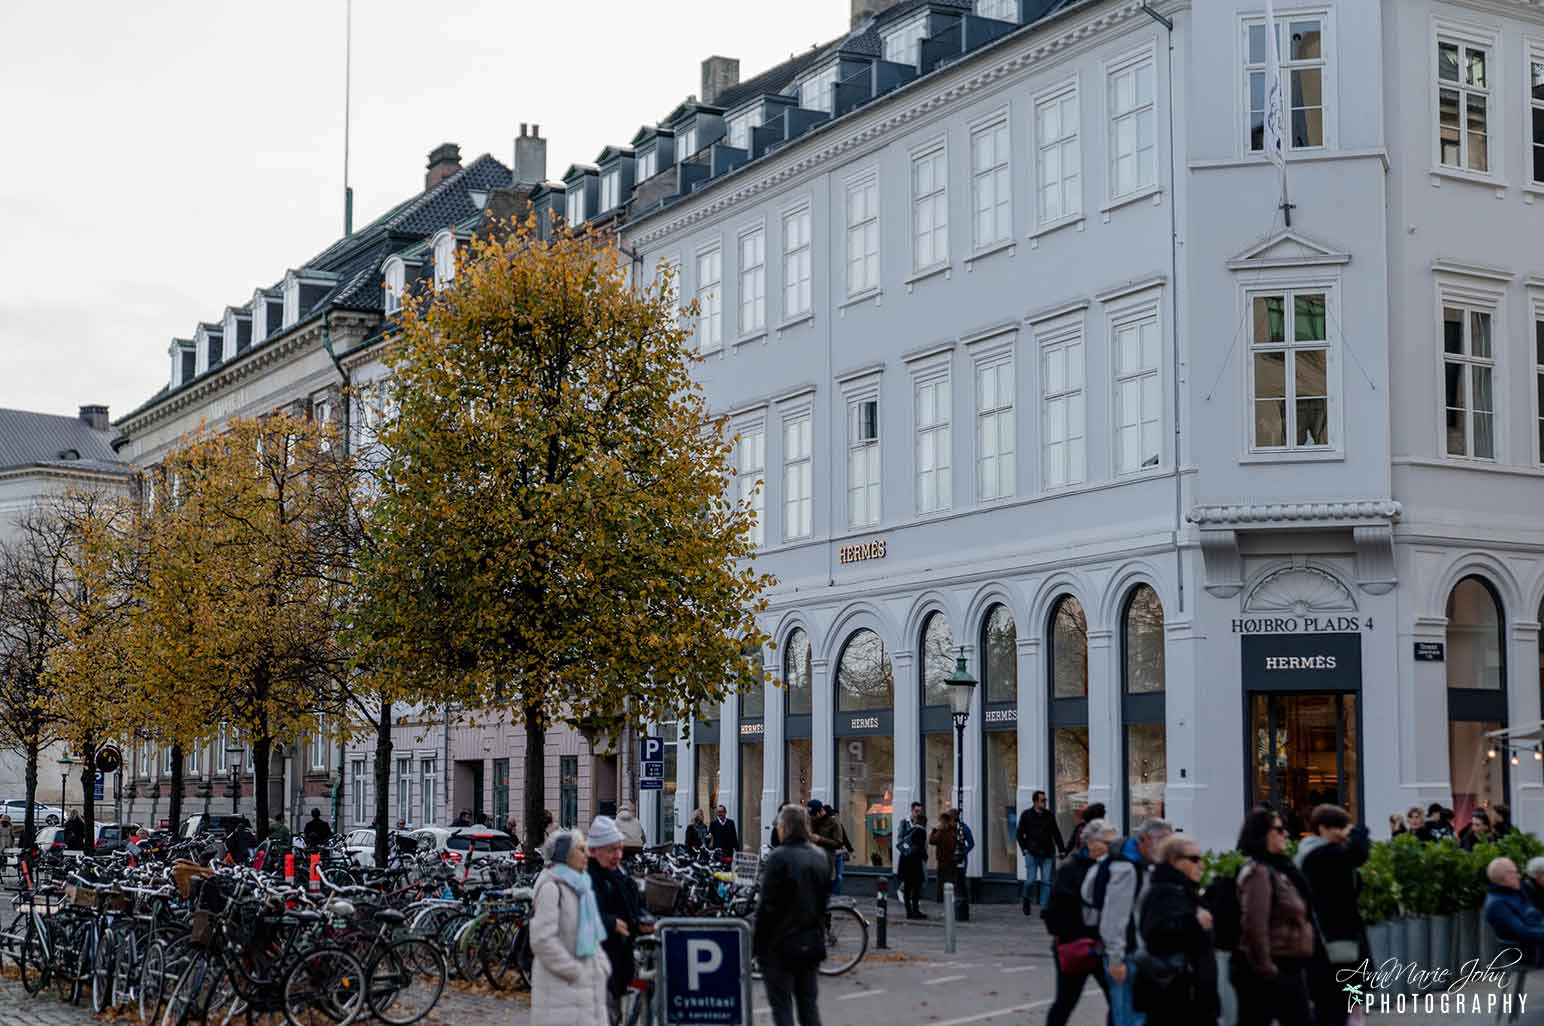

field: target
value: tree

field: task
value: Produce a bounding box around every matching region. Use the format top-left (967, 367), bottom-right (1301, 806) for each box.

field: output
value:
top-left (357, 219), bottom-right (774, 855)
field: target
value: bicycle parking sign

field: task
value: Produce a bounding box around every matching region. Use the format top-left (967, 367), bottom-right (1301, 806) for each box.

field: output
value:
top-left (656, 917), bottom-right (752, 1026)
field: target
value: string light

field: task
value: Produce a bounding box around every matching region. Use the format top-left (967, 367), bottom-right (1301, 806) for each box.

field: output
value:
top-left (1511, 753), bottom-right (1520, 766)
top-left (1488, 747), bottom-right (1498, 760)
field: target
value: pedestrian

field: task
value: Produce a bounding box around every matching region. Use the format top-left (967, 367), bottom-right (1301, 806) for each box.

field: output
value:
top-left (544, 809), bottom-right (557, 840)
top-left (815, 803), bottom-right (853, 892)
top-left (808, 802), bottom-right (841, 886)
top-left (225, 818), bottom-right (257, 865)
top-left (1524, 857), bottom-right (1544, 914)
top-left (1134, 834), bottom-right (1218, 1026)
top-left (1067, 802), bottom-right (1106, 855)
top-left (0, 815), bottom-right (14, 862)
top-left (1295, 804), bottom-right (1369, 1026)
top-left (686, 810), bottom-right (710, 852)
top-left (709, 804), bottom-right (740, 856)
top-left (586, 816), bottom-right (644, 1025)
top-left (302, 808), bottom-right (333, 848)
top-left (1017, 790), bottom-right (1066, 915)
top-left (615, 802), bottom-right (646, 858)
top-left (928, 810), bottom-right (960, 903)
top-left (1233, 808), bottom-right (1315, 1026)
top-left (769, 804), bottom-right (788, 848)
top-left (124, 826), bottom-right (151, 864)
top-left (474, 811), bottom-right (490, 827)
top-left (395, 818), bottom-right (407, 831)
top-left (1483, 857), bottom-right (1544, 966)
top-left (896, 801), bottom-right (928, 919)
top-left (268, 813), bottom-right (293, 852)
top-left (1415, 803), bottom-right (1453, 842)
top-left (454, 808), bottom-right (472, 827)
top-left (505, 817), bottom-right (523, 850)
top-left (1042, 827), bottom-right (1104, 1026)
top-left (62, 811), bottom-right (85, 852)
top-left (1459, 809), bottom-right (1493, 851)
top-left (1494, 803), bottom-right (1514, 837)
top-left (530, 828), bottom-right (611, 1026)
top-left (752, 803), bottom-right (830, 1026)
top-left (1079, 818), bottom-right (1142, 1026)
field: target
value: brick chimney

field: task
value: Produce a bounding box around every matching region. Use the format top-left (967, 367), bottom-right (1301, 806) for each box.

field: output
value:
top-left (79, 404), bottom-right (109, 432)
top-left (851, 0), bottom-right (901, 28)
top-left (701, 56), bottom-right (740, 106)
top-left (425, 142), bottom-right (462, 190)
top-left (514, 123), bottom-right (547, 186)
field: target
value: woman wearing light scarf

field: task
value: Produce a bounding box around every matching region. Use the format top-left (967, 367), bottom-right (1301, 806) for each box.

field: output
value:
top-left (531, 828), bottom-right (612, 1026)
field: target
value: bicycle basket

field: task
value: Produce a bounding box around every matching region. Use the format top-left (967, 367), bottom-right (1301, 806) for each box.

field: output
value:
top-left (189, 908), bottom-right (214, 948)
top-left (172, 859), bottom-right (214, 899)
top-left (643, 874), bottom-right (681, 916)
top-left (65, 882), bottom-right (98, 908)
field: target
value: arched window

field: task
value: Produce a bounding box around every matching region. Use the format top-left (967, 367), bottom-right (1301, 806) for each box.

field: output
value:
top-left (432, 232), bottom-right (456, 289)
top-left (783, 627), bottom-right (813, 807)
top-left (738, 643), bottom-right (765, 851)
top-left (920, 612), bottom-right (956, 830)
top-left (837, 629), bottom-right (892, 711)
top-left (983, 606), bottom-right (1017, 703)
top-left (920, 613), bottom-right (955, 706)
top-left (1122, 585), bottom-right (1165, 830)
top-left (980, 604), bottom-right (1019, 875)
top-left (1447, 576), bottom-right (1507, 828)
top-left (383, 258), bottom-right (405, 314)
top-left (835, 629), bottom-right (895, 869)
top-left (784, 628), bottom-right (812, 715)
top-left (1048, 596), bottom-right (1089, 840)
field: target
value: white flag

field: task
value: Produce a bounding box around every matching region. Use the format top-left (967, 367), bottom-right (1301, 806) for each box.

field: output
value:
top-left (1263, 0), bottom-right (1287, 171)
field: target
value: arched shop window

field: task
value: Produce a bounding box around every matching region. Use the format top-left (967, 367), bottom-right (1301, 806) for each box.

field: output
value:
top-left (739, 645), bottom-right (765, 851)
top-left (920, 613), bottom-right (957, 827)
top-left (783, 628), bottom-right (813, 806)
top-left (692, 697), bottom-right (721, 826)
top-left (1447, 576), bottom-right (1507, 829)
top-left (835, 629), bottom-right (894, 870)
top-left (980, 605), bottom-right (1019, 876)
top-left (1048, 596), bottom-right (1089, 841)
top-left (1122, 585), bottom-right (1165, 831)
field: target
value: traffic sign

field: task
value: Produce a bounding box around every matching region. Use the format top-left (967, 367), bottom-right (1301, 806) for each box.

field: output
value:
top-left (641, 736), bottom-right (665, 792)
top-left (640, 778), bottom-right (663, 791)
top-left (93, 771), bottom-right (104, 801)
top-left (641, 736), bottom-right (663, 762)
top-left (656, 918), bottom-right (752, 1025)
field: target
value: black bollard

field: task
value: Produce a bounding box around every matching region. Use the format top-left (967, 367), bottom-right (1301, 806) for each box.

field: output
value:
top-left (876, 876), bottom-right (889, 949)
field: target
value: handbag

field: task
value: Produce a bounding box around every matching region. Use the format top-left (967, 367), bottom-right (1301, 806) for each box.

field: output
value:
top-left (1055, 937), bottom-right (1102, 975)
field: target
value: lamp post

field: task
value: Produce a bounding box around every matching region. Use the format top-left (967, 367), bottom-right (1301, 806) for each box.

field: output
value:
top-left (227, 746), bottom-right (245, 816)
top-left (945, 650), bottom-right (976, 922)
top-left (59, 754), bottom-right (75, 819)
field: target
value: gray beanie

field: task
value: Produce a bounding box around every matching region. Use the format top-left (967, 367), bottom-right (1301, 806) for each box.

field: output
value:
top-left (588, 815), bottom-right (624, 848)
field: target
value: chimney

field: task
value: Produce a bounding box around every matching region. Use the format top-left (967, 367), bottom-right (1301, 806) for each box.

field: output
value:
top-left (514, 123), bottom-right (548, 186)
top-left (425, 142), bottom-right (462, 190)
top-left (79, 404), bottom-right (109, 432)
top-left (850, 0), bottom-right (901, 28)
top-left (701, 56), bottom-right (740, 106)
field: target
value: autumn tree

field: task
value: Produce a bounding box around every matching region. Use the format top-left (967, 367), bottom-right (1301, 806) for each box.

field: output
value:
top-left (356, 220), bottom-right (774, 854)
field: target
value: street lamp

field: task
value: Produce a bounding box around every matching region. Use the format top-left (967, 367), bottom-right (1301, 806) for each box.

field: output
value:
top-left (945, 650), bottom-right (977, 923)
top-left (59, 753), bottom-right (76, 819)
top-left (227, 745), bottom-right (244, 816)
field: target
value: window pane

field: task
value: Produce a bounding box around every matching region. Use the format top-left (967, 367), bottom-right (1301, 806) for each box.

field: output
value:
top-left (1050, 597), bottom-right (1088, 698)
top-left (984, 605), bottom-right (1018, 704)
top-left (921, 613), bottom-right (955, 707)
top-left (1294, 294), bottom-right (1326, 341)
top-left (1470, 311), bottom-right (1492, 358)
top-left (1289, 21), bottom-right (1321, 60)
top-left (694, 743), bottom-right (719, 823)
top-left (1295, 349), bottom-right (1327, 399)
top-left (1438, 41), bottom-right (1460, 82)
top-left (923, 732), bottom-right (955, 832)
top-left (739, 741), bottom-right (762, 852)
top-left (1466, 46), bottom-right (1487, 88)
top-left (1467, 94), bottom-right (1489, 172)
top-left (784, 628), bottom-right (812, 715)
top-left (786, 739), bottom-right (812, 806)
top-left (838, 629), bottom-right (893, 711)
top-left (1296, 398), bottom-right (1328, 446)
top-left (1247, 23), bottom-right (1266, 65)
top-left (1124, 586), bottom-right (1165, 694)
top-left (1444, 308), bottom-right (1464, 354)
top-left (1446, 578), bottom-right (1502, 690)
top-left (1053, 727), bottom-right (1090, 841)
top-left (1439, 89), bottom-right (1461, 166)
top-left (838, 735), bottom-right (894, 868)
top-left (1449, 720), bottom-right (1505, 832)
top-left (1126, 723), bottom-right (1166, 829)
top-left (985, 732), bottom-right (1019, 875)
top-left (1253, 295), bottom-right (1286, 344)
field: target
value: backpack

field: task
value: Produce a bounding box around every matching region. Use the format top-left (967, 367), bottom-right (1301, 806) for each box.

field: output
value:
top-left (1086, 854), bottom-right (1145, 951)
top-left (1203, 865), bottom-right (1247, 952)
top-left (1042, 856), bottom-right (1094, 941)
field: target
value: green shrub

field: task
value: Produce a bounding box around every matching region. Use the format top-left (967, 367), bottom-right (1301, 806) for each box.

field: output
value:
top-left (1358, 840), bottom-right (1400, 925)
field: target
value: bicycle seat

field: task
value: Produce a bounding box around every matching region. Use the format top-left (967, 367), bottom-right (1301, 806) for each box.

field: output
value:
top-left (290, 909), bottom-right (323, 924)
top-left (373, 908), bottom-right (406, 926)
top-left (713, 871), bottom-right (735, 884)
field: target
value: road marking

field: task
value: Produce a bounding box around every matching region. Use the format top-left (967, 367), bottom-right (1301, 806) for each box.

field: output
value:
top-left (923, 974), bottom-right (969, 985)
top-left (928, 999), bottom-right (1054, 1025)
top-left (999, 964), bottom-right (1037, 973)
top-left (836, 990), bottom-right (886, 1001)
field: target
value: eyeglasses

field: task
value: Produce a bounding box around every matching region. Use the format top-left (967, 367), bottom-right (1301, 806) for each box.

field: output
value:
top-left (1176, 854), bottom-right (1202, 864)
top-left (1269, 824), bottom-right (1287, 835)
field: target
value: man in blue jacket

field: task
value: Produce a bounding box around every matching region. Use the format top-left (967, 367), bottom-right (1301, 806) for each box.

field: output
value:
top-left (1483, 857), bottom-right (1544, 967)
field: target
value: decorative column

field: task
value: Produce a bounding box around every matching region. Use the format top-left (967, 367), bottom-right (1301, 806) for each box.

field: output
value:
top-left (721, 691), bottom-right (739, 824)
top-left (1407, 615), bottom-right (1455, 826)
top-left (1086, 628), bottom-right (1117, 818)
top-left (1160, 617), bottom-right (1200, 841)
top-left (810, 658), bottom-right (834, 805)
top-left (1509, 620), bottom-right (1544, 835)
top-left (1016, 633), bottom-right (1045, 882)
top-left (763, 650), bottom-right (786, 851)
top-left (891, 651), bottom-right (919, 820)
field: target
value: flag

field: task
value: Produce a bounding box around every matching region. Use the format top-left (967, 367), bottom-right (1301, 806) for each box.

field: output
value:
top-left (1263, 0), bottom-right (1287, 172)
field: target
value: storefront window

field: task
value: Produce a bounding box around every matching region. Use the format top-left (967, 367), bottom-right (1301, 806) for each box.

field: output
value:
top-left (1051, 597), bottom-right (1088, 697)
top-left (838, 736), bottom-right (894, 868)
top-left (743, 644), bottom-right (766, 717)
top-left (740, 740), bottom-right (763, 851)
top-left (1052, 726), bottom-right (1089, 840)
top-left (984, 731), bottom-right (1018, 875)
top-left (1125, 723), bottom-right (1165, 826)
top-left (1124, 586), bottom-right (1164, 694)
top-left (662, 724), bottom-right (678, 842)
top-left (921, 613), bottom-right (955, 706)
top-left (983, 605), bottom-right (1017, 703)
top-left (838, 629), bottom-right (893, 710)
top-left (786, 739), bottom-right (812, 805)
top-left (1449, 720), bottom-right (1504, 828)
top-left (923, 733), bottom-right (954, 826)
top-left (784, 628), bottom-right (812, 715)
top-left (1049, 595), bottom-right (1089, 837)
top-left (694, 742), bottom-right (720, 822)
top-left (1448, 578), bottom-right (1502, 690)
top-left (1446, 576), bottom-right (1506, 829)
top-left (1122, 585), bottom-right (1165, 829)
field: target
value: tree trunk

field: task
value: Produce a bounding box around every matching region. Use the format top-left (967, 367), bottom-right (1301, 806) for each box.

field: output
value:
top-left (22, 738), bottom-right (38, 845)
top-left (523, 702), bottom-right (546, 861)
top-left (374, 699), bottom-right (392, 866)
top-left (254, 735), bottom-right (272, 840)
top-left (169, 744), bottom-right (184, 830)
top-left (79, 740), bottom-right (96, 853)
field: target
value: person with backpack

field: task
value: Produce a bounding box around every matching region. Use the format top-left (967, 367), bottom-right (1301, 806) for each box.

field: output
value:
top-left (895, 801), bottom-right (928, 919)
top-left (1135, 834), bottom-right (1218, 1026)
top-left (1067, 802), bottom-right (1106, 855)
top-left (1294, 804), bottom-right (1369, 1026)
top-left (753, 804), bottom-right (831, 1026)
top-left (1042, 828), bottom-right (1104, 1026)
top-left (1233, 809), bottom-right (1315, 1026)
top-left (1080, 819), bottom-right (1143, 1026)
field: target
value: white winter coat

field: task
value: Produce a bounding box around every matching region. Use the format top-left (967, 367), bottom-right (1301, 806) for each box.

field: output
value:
top-left (530, 867), bottom-right (612, 1026)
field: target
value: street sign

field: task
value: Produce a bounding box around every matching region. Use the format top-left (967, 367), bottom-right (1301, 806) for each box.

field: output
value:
top-left (642, 736), bottom-right (663, 762)
top-left (640, 778), bottom-right (663, 791)
top-left (641, 736), bottom-right (665, 792)
top-left (656, 918), bottom-right (752, 1026)
top-left (1414, 641), bottom-right (1445, 662)
top-left (95, 746), bottom-right (121, 774)
top-left (732, 851), bottom-right (759, 884)
top-left (93, 771), bottom-right (104, 801)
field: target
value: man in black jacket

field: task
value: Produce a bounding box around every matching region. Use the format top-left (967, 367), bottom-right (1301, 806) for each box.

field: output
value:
top-left (1016, 790), bottom-right (1065, 914)
top-left (1295, 804), bottom-right (1370, 1026)
top-left (709, 804), bottom-right (739, 857)
top-left (302, 808), bottom-right (333, 848)
top-left (895, 801), bottom-right (928, 919)
top-left (754, 804), bottom-right (830, 1026)
top-left (587, 815), bottom-right (645, 1025)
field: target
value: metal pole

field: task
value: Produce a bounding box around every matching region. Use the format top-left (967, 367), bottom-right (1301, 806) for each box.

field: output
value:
top-left (954, 716), bottom-right (970, 922)
top-left (943, 882), bottom-right (957, 954)
top-left (875, 876), bottom-right (888, 949)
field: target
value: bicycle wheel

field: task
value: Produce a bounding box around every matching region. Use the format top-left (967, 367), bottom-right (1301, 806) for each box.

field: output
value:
top-left (366, 937), bottom-right (446, 1025)
top-left (450, 917), bottom-right (485, 982)
top-left (54, 918), bottom-right (82, 1004)
top-left (91, 925), bottom-right (115, 1014)
top-left (138, 938), bottom-right (167, 1024)
top-left (161, 950), bottom-right (212, 1026)
top-left (19, 915), bottom-right (49, 994)
top-left (113, 928), bottom-right (138, 1009)
top-left (282, 945), bottom-right (365, 1026)
top-left (477, 920), bottom-right (520, 990)
top-left (818, 905), bottom-right (868, 976)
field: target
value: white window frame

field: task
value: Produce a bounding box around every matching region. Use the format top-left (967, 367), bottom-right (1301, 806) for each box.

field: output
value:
top-left (1528, 41), bottom-right (1544, 187)
top-left (419, 758), bottom-right (437, 827)
top-left (383, 258), bottom-right (405, 315)
top-left (976, 0), bottom-right (1017, 20)
top-left (637, 146), bottom-right (658, 182)
top-left (679, 123), bottom-right (699, 158)
top-left (969, 114), bottom-right (1011, 250)
top-left (163, 747), bottom-right (175, 776)
top-left (1437, 280), bottom-right (1503, 462)
top-left (974, 345), bottom-right (1016, 502)
top-left (913, 367), bottom-right (952, 514)
top-left (910, 140), bottom-right (949, 272)
top-left (845, 389), bottom-right (882, 528)
top-left (735, 420), bottom-right (767, 547)
top-left (1432, 18), bottom-right (1501, 180)
top-left (351, 759), bottom-right (367, 825)
top-left (432, 231), bottom-right (456, 289)
top-left (845, 171), bottom-right (881, 298)
top-left (882, 13), bottom-right (929, 65)
top-left (216, 723), bottom-right (229, 774)
top-left (600, 169), bottom-right (620, 212)
top-left (310, 720), bottom-right (328, 771)
top-left (798, 64), bottom-right (840, 114)
top-left (138, 745), bottom-right (152, 777)
top-left (782, 407), bottom-right (814, 541)
top-left (696, 242), bottom-right (723, 352)
top-left (1242, 10), bottom-right (1331, 157)
top-left (1106, 46), bottom-right (1158, 202)
top-left (1034, 80), bottom-right (1082, 230)
top-left (566, 184), bottom-right (585, 226)
top-left (186, 746), bottom-right (201, 776)
top-left (283, 274), bottom-right (300, 328)
top-left (1111, 304), bottom-right (1163, 474)
top-left (782, 202), bottom-right (813, 320)
top-left (396, 757), bottom-right (412, 826)
top-left (738, 224), bottom-right (766, 336)
top-left (1037, 318), bottom-right (1086, 489)
top-left (1244, 282), bottom-right (1339, 456)
top-left (727, 108), bottom-right (765, 151)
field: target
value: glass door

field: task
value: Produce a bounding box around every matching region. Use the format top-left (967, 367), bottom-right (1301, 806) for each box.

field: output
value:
top-left (1249, 693), bottom-right (1359, 835)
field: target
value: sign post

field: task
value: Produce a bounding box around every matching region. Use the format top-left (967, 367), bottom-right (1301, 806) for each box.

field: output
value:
top-left (641, 736), bottom-right (665, 792)
top-left (655, 917), bottom-right (753, 1026)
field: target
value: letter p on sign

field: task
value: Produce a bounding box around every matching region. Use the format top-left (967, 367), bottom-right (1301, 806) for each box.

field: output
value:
top-left (686, 939), bottom-right (723, 990)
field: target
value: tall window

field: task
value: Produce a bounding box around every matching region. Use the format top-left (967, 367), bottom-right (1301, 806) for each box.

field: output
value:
top-left (310, 721), bottom-right (327, 771)
top-left (782, 205), bottom-right (812, 318)
top-left (383, 259), bottom-right (404, 315)
top-left (799, 65), bottom-right (839, 113)
top-left (838, 629), bottom-right (893, 712)
top-left (912, 145), bottom-right (949, 271)
top-left (1437, 35), bottom-right (1492, 172)
top-left (915, 376), bottom-right (951, 513)
top-left (1530, 49), bottom-right (1544, 185)
top-left (139, 746), bottom-right (152, 777)
top-left (846, 176), bottom-right (880, 297)
top-left (186, 747), bottom-right (201, 776)
top-left (1246, 15), bottom-right (1326, 153)
top-left (971, 119), bottom-right (1011, 248)
top-left (785, 627), bottom-right (812, 716)
top-left (882, 15), bottom-right (928, 65)
top-left (433, 233), bottom-right (455, 288)
top-left (600, 170), bottom-right (620, 212)
top-left (396, 758), bottom-right (411, 826)
top-left (493, 759), bottom-right (510, 829)
top-left (1048, 596), bottom-right (1089, 841)
top-left (164, 747), bottom-right (175, 775)
top-left (784, 627), bottom-right (813, 810)
top-left (976, 357), bottom-right (1015, 501)
top-left (1122, 585), bottom-right (1165, 831)
top-left (1108, 52), bottom-right (1157, 199)
top-left (419, 758), bottom-right (437, 827)
top-left (1447, 577), bottom-right (1506, 828)
top-left (637, 146), bottom-right (658, 181)
top-left (351, 759), bottom-right (366, 825)
top-left (848, 397), bottom-right (880, 527)
top-left (920, 614), bottom-right (956, 830)
top-left (1114, 312), bottom-right (1162, 473)
top-left (736, 426), bottom-right (765, 547)
top-left (982, 605), bottom-right (1019, 876)
top-left (565, 185), bottom-right (584, 226)
top-left (1041, 329), bottom-right (1086, 488)
top-left (1536, 317), bottom-right (1544, 461)
top-left (560, 756), bottom-right (579, 828)
top-left (728, 109), bottom-right (764, 151)
top-left (739, 227), bottom-right (765, 335)
top-left (976, 0), bottom-right (1016, 19)
top-left (783, 412), bottom-right (813, 540)
top-left (696, 245), bottom-right (722, 351)
top-left (216, 723), bottom-right (229, 774)
top-left (1250, 290), bottom-right (1331, 451)
top-left (1444, 305), bottom-right (1495, 459)
top-left (679, 124), bottom-right (699, 158)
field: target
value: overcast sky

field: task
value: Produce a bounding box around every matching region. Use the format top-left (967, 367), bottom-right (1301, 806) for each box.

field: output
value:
top-left (0, 1), bottom-right (849, 422)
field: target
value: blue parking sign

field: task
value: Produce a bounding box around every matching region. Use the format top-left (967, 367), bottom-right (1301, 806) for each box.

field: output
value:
top-left (658, 918), bottom-right (752, 1026)
top-left (641, 736), bottom-right (663, 763)
top-left (93, 771), bottom-right (104, 801)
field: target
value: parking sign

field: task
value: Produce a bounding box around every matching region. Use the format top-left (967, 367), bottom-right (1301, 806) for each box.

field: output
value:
top-left (657, 918), bottom-right (751, 1026)
top-left (641, 736), bottom-right (665, 792)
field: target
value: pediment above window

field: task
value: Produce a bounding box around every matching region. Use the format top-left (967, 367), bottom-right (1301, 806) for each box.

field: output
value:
top-left (1226, 229), bottom-right (1351, 272)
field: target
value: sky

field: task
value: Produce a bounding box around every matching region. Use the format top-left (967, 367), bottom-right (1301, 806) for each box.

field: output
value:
top-left (0, 1), bottom-right (850, 422)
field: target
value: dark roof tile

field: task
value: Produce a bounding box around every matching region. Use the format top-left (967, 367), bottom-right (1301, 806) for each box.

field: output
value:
top-left (0, 408), bottom-right (131, 476)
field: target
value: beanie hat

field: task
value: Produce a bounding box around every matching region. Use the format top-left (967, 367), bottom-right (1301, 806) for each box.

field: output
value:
top-left (588, 815), bottom-right (625, 848)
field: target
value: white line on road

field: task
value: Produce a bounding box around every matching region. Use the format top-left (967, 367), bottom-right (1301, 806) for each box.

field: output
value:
top-left (999, 964), bottom-right (1038, 973)
top-left (923, 974), bottom-right (969, 985)
top-left (836, 990), bottom-right (887, 1001)
top-left (927, 999), bottom-right (1054, 1025)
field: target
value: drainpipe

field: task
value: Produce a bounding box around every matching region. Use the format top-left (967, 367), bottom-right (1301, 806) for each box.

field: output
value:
top-left (322, 310), bottom-right (353, 826)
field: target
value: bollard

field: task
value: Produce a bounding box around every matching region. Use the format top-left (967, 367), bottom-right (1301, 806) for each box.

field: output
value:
top-left (284, 852), bottom-right (296, 887)
top-left (943, 882), bottom-right (957, 954)
top-left (875, 877), bottom-right (888, 950)
top-left (308, 853), bottom-right (321, 894)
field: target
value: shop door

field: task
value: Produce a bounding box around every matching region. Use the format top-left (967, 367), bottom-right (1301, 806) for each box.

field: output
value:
top-left (1249, 693), bottom-right (1359, 834)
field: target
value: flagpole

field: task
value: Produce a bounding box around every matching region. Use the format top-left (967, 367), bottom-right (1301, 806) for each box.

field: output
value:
top-left (1263, 0), bottom-right (1294, 226)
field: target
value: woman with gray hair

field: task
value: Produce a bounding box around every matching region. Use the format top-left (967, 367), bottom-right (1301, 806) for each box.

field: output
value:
top-left (530, 828), bottom-right (611, 1026)
top-left (1522, 856), bottom-right (1544, 913)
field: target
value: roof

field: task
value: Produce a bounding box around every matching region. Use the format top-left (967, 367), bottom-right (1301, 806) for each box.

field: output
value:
top-left (0, 408), bottom-right (132, 476)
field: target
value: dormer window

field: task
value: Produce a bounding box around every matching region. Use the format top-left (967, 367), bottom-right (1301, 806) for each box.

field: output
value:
top-left (252, 291), bottom-right (268, 342)
top-left (726, 108), bottom-right (765, 151)
top-left (881, 13), bottom-right (929, 65)
top-left (383, 257), bottom-right (405, 314)
top-left (976, 0), bottom-right (1017, 19)
top-left (798, 65), bottom-right (840, 114)
top-left (432, 232), bottom-right (456, 289)
top-left (283, 274), bottom-right (300, 327)
top-left (601, 169), bottom-right (621, 212)
top-left (566, 185), bottom-right (585, 226)
top-left (679, 124), bottom-right (699, 157)
top-left (637, 146), bottom-right (658, 181)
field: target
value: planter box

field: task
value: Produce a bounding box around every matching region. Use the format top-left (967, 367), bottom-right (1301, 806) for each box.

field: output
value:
top-left (1367, 920), bottom-right (1395, 967)
top-left (1456, 906), bottom-right (1480, 967)
top-left (1429, 915), bottom-right (1454, 984)
top-left (1403, 916), bottom-right (1431, 993)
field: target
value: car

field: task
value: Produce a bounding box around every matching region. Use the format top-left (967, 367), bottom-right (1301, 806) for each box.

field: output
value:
top-left (342, 827), bottom-right (393, 868)
top-left (177, 813), bottom-right (249, 839)
top-left (34, 826), bottom-right (66, 853)
top-left (93, 822), bottom-right (144, 854)
top-left (408, 826), bottom-right (519, 868)
top-left (0, 799), bottom-right (64, 826)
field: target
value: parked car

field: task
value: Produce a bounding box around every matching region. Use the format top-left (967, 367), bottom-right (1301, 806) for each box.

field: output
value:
top-left (93, 822), bottom-right (143, 854)
top-left (0, 799), bottom-right (64, 826)
top-left (408, 827), bottom-right (518, 867)
top-left (34, 826), bottom-right (66, 853)
top-left (177, 813), bottom-right (248, 839)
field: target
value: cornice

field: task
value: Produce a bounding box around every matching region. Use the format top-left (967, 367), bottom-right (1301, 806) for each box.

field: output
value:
top-left (0, 465), bottom-right (135, 487)
top-left (627, 1), bottom-right (1168, 249)
top-left (1445, 0), bottom-right (1544, 23)
top-left (1187, 500), bottom-right (1403, 529)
